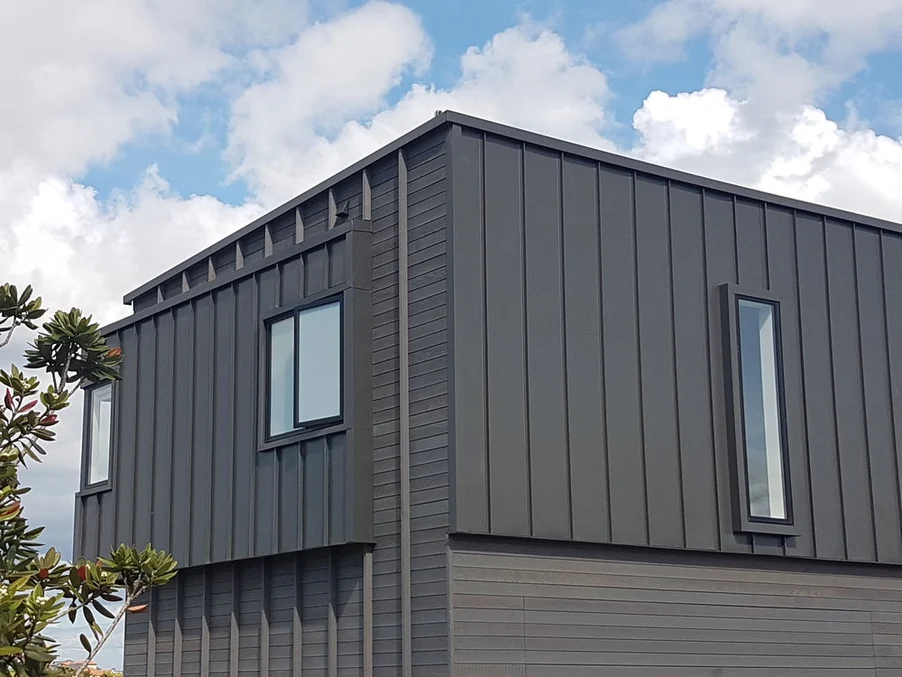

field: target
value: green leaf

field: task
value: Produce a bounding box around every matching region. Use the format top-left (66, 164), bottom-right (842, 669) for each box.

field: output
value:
top-left (79, 633), bottom-right (91, 653)
top-left (0, 646), bottom-right (23, 656)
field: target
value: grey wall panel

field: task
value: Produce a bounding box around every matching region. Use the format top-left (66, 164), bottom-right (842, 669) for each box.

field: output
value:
top-left (636, 175), bottom-right (683, 549)
top-left (447, 123), bottom-right (902, 566)
top-left (484, 136), bottom-right (531, 538)
top-left (151, 311), bottom-right (175, 554)
top-left (126, 548), bottom-right (367, 677)
top-left (826, 219), bottom-right (875, 562)
top-left (560, 156), bottom-right (608, 544)
top-left (702, 191), bottom-right (752, 555)
top-left (600, 167), bottom-right (647, 545)
top-left (795, 213), bottom-right (846, 560)
top-left (75, 224), bottom-right (373, 569)
top-left (523, 146), bottom-right (570, 541)
top-left (765, 206), bottom-right (814, 559)
top-left (853, 226), bottom-right (902, 563)
top-left (669, 184), bottom-right (719, 552)
top-left (450, 537), bottom-right (902, 675)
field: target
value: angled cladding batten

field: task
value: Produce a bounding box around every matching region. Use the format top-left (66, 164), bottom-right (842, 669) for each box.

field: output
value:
top-left (447, 122), bottom-right (902, 566)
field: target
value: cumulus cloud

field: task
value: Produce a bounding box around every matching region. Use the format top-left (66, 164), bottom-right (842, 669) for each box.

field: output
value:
top-left (229, 15), bottom-right (613, 204)
top-left (4, 0), bottom-right (902, 669)
top-left (619, 0), bottom-right (902, 109)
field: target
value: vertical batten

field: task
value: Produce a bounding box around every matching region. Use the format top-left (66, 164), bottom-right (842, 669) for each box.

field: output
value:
top-left (292, 556), bottom-right (303, 677)
top-left (235, 241), bottom-right (244, 270)
top-left (207, 257), bottom-right (216, 282)
top-left (327, 551), bottom-right (338, 677)
top-left (397, 148), bottom-right (413, 677)
top-left (200, 573), bottom-right (210, 677)
top-left (146, 588), bottom-right (157, 677)
top-left (173, 576), bottom-right (183, 677)
top-left (228, 567), bottom-right (239, 677)
top-left (362, 168), bottom-right (372, 220)
top-left (182, 271), bottom-right (190, 293)
top-left (328, 188), bottom-right (337, 228)
top-left (260, 561), bottom-right (270, 677)
top-left (363, 549), bottom-right (373, 677)
top-left (295, 208), bottom-right (304, 244)
top-left (264, 224), bottom-right (273, 257)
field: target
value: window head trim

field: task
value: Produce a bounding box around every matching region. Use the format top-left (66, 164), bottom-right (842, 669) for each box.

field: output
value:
top-left (80, 380), bottom-right (115, 494)
top-left (263, 294), bottom-right (344, 445)
top-left (721, 284), bottom-right (797, 537)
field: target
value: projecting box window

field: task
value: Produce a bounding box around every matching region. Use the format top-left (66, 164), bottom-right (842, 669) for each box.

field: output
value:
top-left (721, 285), bottom-right (796, 536)
top-left (83, 382), bottom-right (113, 489)
top-left (266, 297), bottom-right (343, 440)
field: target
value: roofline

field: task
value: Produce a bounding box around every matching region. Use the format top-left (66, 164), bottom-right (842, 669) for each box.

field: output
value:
top-left (124, 109), bottom-right (902, 304)
top-left (442, 110), bottom-right (902, 235)
top-left (122, 112), bottom-right (453, 304)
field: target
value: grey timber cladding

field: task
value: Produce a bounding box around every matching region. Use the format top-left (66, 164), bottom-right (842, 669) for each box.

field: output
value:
top-left (448, 124), bottom-right (902, 565)
top-left (369, 131), bottom-right (451, 676)
top-left (449, 537), bottom-right (902, 675)
top-left (124, 548), bottom-right (366, 677)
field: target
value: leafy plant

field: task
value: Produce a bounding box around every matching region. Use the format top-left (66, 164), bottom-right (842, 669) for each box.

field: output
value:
top-left (0, 283), bottom-right (177, 677)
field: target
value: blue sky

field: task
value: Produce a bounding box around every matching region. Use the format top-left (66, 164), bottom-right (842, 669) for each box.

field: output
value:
top-left (3, 0), bottom-right (902, 667)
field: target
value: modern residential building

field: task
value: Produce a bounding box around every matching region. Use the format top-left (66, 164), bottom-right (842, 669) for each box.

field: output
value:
top-left (74, 111), bottom-right (902, 676)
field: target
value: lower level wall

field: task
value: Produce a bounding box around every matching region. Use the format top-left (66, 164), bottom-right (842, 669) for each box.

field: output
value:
top-left (449, 537), bottom-right (902, 676)
top-left (124, 546), bottom-right (368, 677)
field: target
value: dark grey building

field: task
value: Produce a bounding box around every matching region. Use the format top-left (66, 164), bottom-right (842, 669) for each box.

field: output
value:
top-left (74, 111), bottom-right (902, 676)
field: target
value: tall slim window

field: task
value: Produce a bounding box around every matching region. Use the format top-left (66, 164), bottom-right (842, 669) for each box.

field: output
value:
top-left (86, 383), bottom-right (112, 486)
top-left (267, 298), bottom-right (342, 439)
top-left (737, 299), bottom-right (787, 520)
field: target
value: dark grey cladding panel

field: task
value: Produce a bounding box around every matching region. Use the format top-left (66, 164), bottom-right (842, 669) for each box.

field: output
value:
top-left (125, 548), bottom-right (366, 677)
top-left (449, 537), bottom-right (902, 675)
top-left (448, 125), bottom-right (902, 566)
top-left (75, 231), bottom-right (373, 569)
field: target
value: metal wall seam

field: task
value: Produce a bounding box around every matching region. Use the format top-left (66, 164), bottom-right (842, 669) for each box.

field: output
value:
top-left (397, 148), bottom-right (413, 677)
top-left (146, 587), bottom-right (157, 677)
top-left (327, 550), bottom-right (338, 677)
top-left (173, 575), bottom-right (183, 677)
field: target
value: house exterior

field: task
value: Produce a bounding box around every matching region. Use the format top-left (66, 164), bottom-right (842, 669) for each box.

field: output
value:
top-left (73, 111), bottom-right (902, 676)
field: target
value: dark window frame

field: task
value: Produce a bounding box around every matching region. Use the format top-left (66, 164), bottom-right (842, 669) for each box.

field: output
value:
top-left (721, 283), bottom-right (797, 536)
top-left (79, 380), bottom-right (116, 495)
top-left (262, 294), bottom-right (345, 446)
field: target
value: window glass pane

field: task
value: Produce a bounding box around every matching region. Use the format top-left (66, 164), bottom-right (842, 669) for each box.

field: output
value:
top-left (738, 299), bottom-right (786, 519)
top-left (297, 302), bottom-right (341, 424)
top-left (269, 317), bottom-right (295, 437)
top-left (88, 384), bottom-right (112, 485)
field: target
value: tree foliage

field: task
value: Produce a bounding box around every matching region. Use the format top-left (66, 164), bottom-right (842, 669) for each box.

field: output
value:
top-left (0, 283), bottom-right (177, 677)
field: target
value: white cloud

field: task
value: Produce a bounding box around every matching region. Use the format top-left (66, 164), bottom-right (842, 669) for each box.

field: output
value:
top-left (4, 0), bottom-right (902, 667)
top-left (632, 87), bottom-right (902, 222)
top-left (619, 0), bottom-right (902, 108)
top-left (228, 11), bottom-right (613, 204)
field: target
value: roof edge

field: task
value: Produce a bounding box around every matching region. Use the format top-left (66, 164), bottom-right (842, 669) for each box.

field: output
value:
top-left (124, 109), bottom-right (902, 305)
top-left (122, 111), bottom-right (453, 304)
top-left (443, 110), bottom-right (902, 235)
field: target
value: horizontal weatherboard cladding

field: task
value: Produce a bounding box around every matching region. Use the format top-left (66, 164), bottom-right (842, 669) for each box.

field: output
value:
top-left (449, 537), bottom-right (902, 675)
top-left (449, 125), bottom-right (902, 566)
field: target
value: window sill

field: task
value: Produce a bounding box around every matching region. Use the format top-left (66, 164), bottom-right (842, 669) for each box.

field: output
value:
top-left (258, 422), bottom-right (350, 452)
top-left (76, 482), bottom-right (112, 498)
top-left (736, 520), bottom-right (799, 537)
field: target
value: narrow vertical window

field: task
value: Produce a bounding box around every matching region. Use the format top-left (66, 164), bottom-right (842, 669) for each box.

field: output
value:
top-left (297, 302), bottom-right (341, 424)
top-left (269, 317), bottom-right (295, 437)
top-left (722, 285), bottom-right (794, 535)
top-left (87, 383), bottom-right (112, 486)
top-left (738, 299), bottom-right (786, 520)
top-left (265, 297), bottom-right (343, 442)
